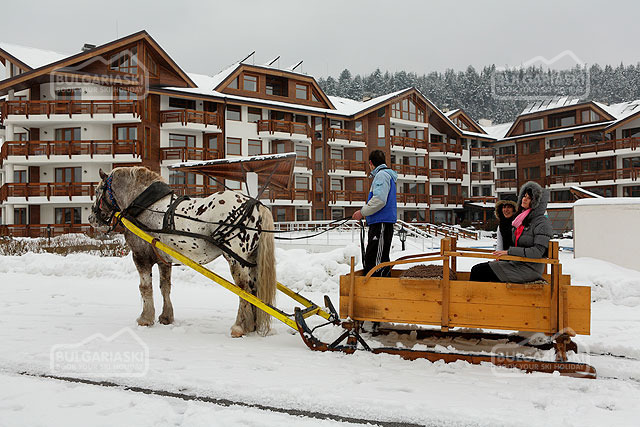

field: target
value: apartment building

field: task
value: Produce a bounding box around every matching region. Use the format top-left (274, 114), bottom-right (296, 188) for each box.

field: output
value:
top-left (1, 31), bottom-right (639, 237)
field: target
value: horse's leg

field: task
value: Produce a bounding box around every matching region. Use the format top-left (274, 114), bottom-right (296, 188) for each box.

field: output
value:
top-left (158, 263), bottom-right (174, 325)
top-left (228, 261), bottom-right (256, 337)
top-left (132, 255), bottom-right (155, 326)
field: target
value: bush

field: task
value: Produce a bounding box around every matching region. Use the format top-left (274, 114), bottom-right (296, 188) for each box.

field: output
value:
top-left (0, 234), bottom-right (129, 257)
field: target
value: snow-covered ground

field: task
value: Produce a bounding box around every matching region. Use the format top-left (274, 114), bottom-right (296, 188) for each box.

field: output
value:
top-left (1, 237), bottom-right (639, 426)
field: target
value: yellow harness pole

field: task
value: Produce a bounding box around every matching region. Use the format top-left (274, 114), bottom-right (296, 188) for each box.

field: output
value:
top-left (116, 213), bottom-right (332, 330)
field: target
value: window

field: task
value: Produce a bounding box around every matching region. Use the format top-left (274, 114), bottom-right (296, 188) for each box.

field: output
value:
top-left (13, 170), bottom-right (27, 183)
top-left (355, 121), bottom-right (363, 133)
top-left (314, 117), bottom-right (323, 140)
top-left (168, 97), bottom-right (196, 109)
top-left (550, 164), bottom-right (574, 175)
top-left (248, 107), bottom-right (262, 123)
top-left (228, 77), bottom-right (238, 89)
top-left (55, 167), bottom-right (82, 183)
top-left (330, 148), bottom-right (342, 160)
top-left (55, 207), bottom-right (81, 225)
top-left (523, 118), bottom-right (544, 133)
top-left (146, 52), bottom-right (158, 76)
top-left (377, 107), bottom-right (385, 117)
top-left (205, 135), bottom-right (218, 150)
top-left (227, 105), bottom-right (241, 121)
top-left (266, 76), bottom-right (287, 96)
top-left (226, 137), bottom-right (242, 155)
top-left (431, 185), bottom-right (445, 195)
top-left (583, 158), bottom-right (613, 172)
top-left (295, 84), bottom-right (308, 100)
top-left (55, 89), bottom-right (82, 100)
top-left (315, 177), bottom-right (323, 192)
top-left (581, 110), bottom-right (600, 123)
top-left (391, 97), bottom-right (425, 122)
top-left (243, 74), bottom-right (258, 92)
top-left (144, 127), bottom-right (151, 159)
top-left (623, 186), bottom-right (640, 197)
top-left (296, 209), bottom-right (310, 221)
top-left (551, 190), bottom-right (572, 202)
top-left (521, 140), bottom-right (540, 155)
top-left (331, 179), bottom-right (343, 191)
top-left (355, 179), bottom-right (364, 192)
top-left (430, 134), bottom-right (443, 143)
top-left (622, 127), bottom-right (640, 138)
top-left (548, 112), bottom-right (575, 128)
top-left (295, 144), bottom-right (308, 160)
top-left (248, 139), bottom-right (262, 155)
top-left (226, 180), bottom-right (242, 190)
top-left (275, 208), bottom-right (287, 222)
top-left (330, 119), bottom-right (342, 129)
top-left (522, 166), bottom-right (541, 180)
top-left (294, 114), bottom-right (308, 124)
top-left (272, 141), bottom-right (286, 154)
top-left (14, 133), bottom-right (27, 142)
top-left (116, 125), bottom-right (137, 141)
top-left (354, 150), bottom-right (363, 161)
top-left (109, 46), bottom-right (138, 74)
top-left (270, 110), bottom-right (285, 121)
top-left (55, 128), bottom-right (81, 141)
top-left (115, 87), bottom-right (137, 100)
top-left (169, 171), bottom-right (196, 186)
top-left (311, 91), bottom-right (320, 102)
top-left (14, 208), bottom-right (27, 225)
top-left (169, 134), bottom-right (195, 147)
top-left (377, 124), bottom-right (386, 146)
top-left (623, 157), bottom-right (640, 169)
top-left (10, 63), bottom-right (22, 78)
top-left (549, 137), bottom-right (573, 149)
top-left (295, 176), bottom-right (309, 189)
top-left (331, 208), bottom-right (344, 220)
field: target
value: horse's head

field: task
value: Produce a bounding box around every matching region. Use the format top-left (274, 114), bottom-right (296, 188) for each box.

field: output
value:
top-left (89, 168), bottom-right (119, 233)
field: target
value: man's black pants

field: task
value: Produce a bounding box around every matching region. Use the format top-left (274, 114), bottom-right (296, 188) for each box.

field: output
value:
top-left (364, 222), bottom-right (394, 277)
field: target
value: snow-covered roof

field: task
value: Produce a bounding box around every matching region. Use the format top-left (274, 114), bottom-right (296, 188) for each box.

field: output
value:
top-left (570, 186), bottom-right (603, 199)
top-left (445, 109), bottom-right (460, 117)
top-left (500, 120), bottom-right (614, 141)
top-left (594, 100), bottom-right (640, 123)
top-left (574, 197), bottom-right (640, 206)
top-left (170, 152), bottom-right (296, 169)
top-left (0, 42), bottom-right (70, 70)
top-left (520, 96), bottom-right (583, 116)
top-left (481, 122), bottom-right (513, 139)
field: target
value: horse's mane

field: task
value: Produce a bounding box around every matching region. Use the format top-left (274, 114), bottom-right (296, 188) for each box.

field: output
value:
top-left (113, 166), bottom-right (165, 186)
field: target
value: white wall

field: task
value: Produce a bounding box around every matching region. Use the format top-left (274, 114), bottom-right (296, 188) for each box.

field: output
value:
top-left (574, 198), bottom-right (640, 271)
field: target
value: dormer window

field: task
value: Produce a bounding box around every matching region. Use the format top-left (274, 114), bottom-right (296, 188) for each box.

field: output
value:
top-left (228, 77), bottom-right (239, 89)
top-left (549, 112), bottom-right (575, 128)
top-left (243, 74), bottom-right (258, 92)
top-left (296, 83), bottom-right (309, 100)
top-left (266, 76), bottom-right (287, 96)
top-left (581, 110), bottom-right (600, 123)
top-left (523, 118), bottom-right (544, 133)
top-left (110, 46), bottom-right (138, 74)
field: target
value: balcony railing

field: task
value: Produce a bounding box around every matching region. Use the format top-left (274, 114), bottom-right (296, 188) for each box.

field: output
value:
top-left (295, 156), bottom-right (313, 169)
top-left (1, 140), bottom-right (141, 162)
top-left (495, 153), bottom-right (516, 164)
top-left (1, 100), bottom-right (138, 121)
top-left (466, 196), bottom-right (497, 203)
top-left (0, 182), bottom-right (97, 202)
top-left (390, 135), bottom-right (427, 150)
top-left (169, 184), bottom-right (216, 197)
top-left (546, 168), bottom-right (640, 186)
top-left (430, 168), bottom-right (463, 180)
top-left (429, 195), bottom-right (464, 205)
top-left (470, 147), bottom-right (495, 158)
top-left (429, 142), bottom-right (462, 154)
top-left (266, 189), bottom-right (312, 202)
top-left (329, 158), bottom-right (366, 172)
top-left (391, 163), bottom-right (428, 176)
top-left (328, 190), bottom-right (367, 203)
top-left (470, 171), bottom-right (494, 181)
top-left (160, 147), bottom-right (220, 162)
top-left (160, 109), bottom-right (222, 128)
top-left (496, 178), bottom-right (517, 188)
top-left (545, 138), bottom-right (640, 159)
top-left (327, 128), bottom-right (366, 143)
top-left (258, 120), bottom-right (312, 138)
top-left (397, 193), bottom-right (428, 204)
top-left (0, 224), bottom-right (94, 238)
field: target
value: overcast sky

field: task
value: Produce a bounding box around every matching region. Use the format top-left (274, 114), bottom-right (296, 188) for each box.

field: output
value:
top-left (2, 0), bottom-right (639, 79)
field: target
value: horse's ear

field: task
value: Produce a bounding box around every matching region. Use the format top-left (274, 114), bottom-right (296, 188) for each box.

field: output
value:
top-left (99, 169), bottom-right (108, 180)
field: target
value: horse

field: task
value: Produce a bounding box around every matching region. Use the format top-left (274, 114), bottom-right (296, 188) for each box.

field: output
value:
top-left (88, 166), bottom-right (277, 337)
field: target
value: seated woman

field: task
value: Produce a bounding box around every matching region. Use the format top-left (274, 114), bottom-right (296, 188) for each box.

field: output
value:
top-left (470, 181), bottom-right (552, 283)
top-left (495, 195), bottom-right (517, 251)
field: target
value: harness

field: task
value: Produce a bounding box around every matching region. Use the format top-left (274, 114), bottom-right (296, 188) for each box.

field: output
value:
top-left (96, 175), bottom-right (261, 268)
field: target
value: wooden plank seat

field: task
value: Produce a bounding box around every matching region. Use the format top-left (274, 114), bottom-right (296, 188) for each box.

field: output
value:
top-left (339, 238), bottom-right (590, 337)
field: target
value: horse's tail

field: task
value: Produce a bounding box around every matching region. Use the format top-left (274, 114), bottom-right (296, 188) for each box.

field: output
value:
top-left (256, 205), bottom-right (277, 335)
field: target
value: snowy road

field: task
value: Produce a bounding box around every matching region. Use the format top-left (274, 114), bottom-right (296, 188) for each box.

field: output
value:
top-left (1, 245), bottom-right (639, 426)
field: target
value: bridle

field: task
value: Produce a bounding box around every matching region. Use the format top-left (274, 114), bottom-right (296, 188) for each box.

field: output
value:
top-left (92, 174), bottom-right (120, 230)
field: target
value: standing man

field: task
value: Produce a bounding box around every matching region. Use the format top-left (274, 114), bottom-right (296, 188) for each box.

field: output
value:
top-left (352, 150), bottom-right (398, 277)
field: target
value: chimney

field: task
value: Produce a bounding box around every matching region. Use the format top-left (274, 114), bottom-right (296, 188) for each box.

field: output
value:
top-left (362, 95), bottom-right (372, 102)
top-left (82, 43), bottom-right (96, 52)
top-left (478, 118), bottom-right (493, 127)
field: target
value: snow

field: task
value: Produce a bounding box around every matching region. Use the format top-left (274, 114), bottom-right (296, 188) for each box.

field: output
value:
top-left (171, 152), bottom-right (297, 170)
top-left (481, 122), bottom-right (513, 139)
top-left (0, 42), bottom-right (70, 70)
top-left (570, 186), bottom-right (603, 199)
top-left (1, 238), bottom-right (640, 426)
top-left (574, 197), bottom-right (640, 206)
top-left (520, 97), bottom-right (583, 115)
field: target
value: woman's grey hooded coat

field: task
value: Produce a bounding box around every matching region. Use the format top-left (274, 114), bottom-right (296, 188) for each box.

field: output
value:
top-left (489, 181), bottom-right (553, 283)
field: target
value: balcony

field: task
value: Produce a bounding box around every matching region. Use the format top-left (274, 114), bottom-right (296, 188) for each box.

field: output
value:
top-left (545, 138), bottom-right (640, 160)
top-left (160, 147), bottom-right (220, 163)
top-left (430, 168), bottom-right (463, 180)
top-left (546, 168), bottom-right (640, 186)
top-left (495, 153), bottom-right (516, 165)
top-left (465, 196), bottom-right (497, 204)
top-left (1, 140), bottom-right (141, 165)
top-left (470, 147), bottom-right (495, 158)
top-left (429, 142), bottom-right (462, 155)
top-left (429, 195), bottom-right (464, 206)
top-left (496, 178), bottom-right (517, 189)
top-left (160, 109), bottom-right (222, 132)
top-left (327, 128), bottom-right (366, 146)
top-left (265, 189), bottom-right (312, 203)
top-left (391, 163), bottom-right (428, 177)
top-left (1, 100), bottom-right (139, 123)
top-left (0, 182), bottom-right (97, 202)
top-left (390, 135), bottom-right (427, 151)
top-left (0, 224), bottom-right (94, 238)
top-left (470, 171), bottom-right (494, 182)
top-left (397, 193), bottom-right (428, 204)
top-left (258, 120), bottom-right (312, 141)
top-left (169, 184), bottom-right (218, 197)
top-left (329, 158), bottom-right (366, 173)
top-left (328, 190), bottom-right (367, 204)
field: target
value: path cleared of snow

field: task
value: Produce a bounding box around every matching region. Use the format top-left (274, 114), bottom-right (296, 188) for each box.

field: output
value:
top-left (1, 242), bottom-right (639, 426)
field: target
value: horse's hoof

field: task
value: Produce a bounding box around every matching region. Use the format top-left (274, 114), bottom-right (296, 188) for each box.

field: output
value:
top-left (137, 317), bottom-right (154, 327)
top-left (159, 314), bottom-right (174, 325)
top-left (230, 325), bottom-right (244, 338)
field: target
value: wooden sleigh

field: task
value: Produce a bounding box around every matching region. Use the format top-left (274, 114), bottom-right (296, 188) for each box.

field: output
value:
top-left (296, 237), bottom-right (596, 378)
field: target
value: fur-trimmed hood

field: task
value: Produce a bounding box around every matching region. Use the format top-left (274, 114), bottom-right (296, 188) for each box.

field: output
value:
top-left (517, 181), bottom-right (548, 217)
top-left (494, 199), bottom-right (518, 220)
